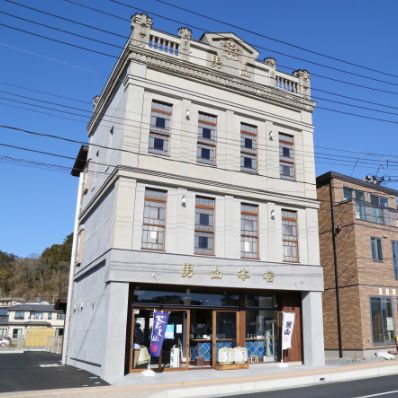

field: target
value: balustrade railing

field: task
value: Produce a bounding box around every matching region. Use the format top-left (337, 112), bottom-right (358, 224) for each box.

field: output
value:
top-left (148, 34), bottom-right (180, 56)
top-left (275, 74), bottom-right (299, 93)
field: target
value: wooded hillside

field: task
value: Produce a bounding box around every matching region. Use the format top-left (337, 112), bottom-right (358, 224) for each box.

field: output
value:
top-left (0, 234), bottom-right (72, 302)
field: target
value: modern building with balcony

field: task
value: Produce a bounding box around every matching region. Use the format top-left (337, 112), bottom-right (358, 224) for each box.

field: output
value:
top-left (64, 14), bottom-right (325, 383)
top-left (0, 302), bottom-right (65, 340)
top-left (317, 171), bottom-right (398, 358)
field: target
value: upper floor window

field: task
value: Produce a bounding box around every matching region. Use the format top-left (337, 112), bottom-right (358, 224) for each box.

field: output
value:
top-left (279, 133), bottom-right (295, 180)
top-left (30, 311), bottom-right (43, 320)
top-left (371, 237), bottom-right (383, 262)
top-left (240, 123), bottom-right (257, 173)
top-left (343, 187), bottom-right (367, 220)
top-left (197, 112), bottom-right (217, 165)
top-left (194, 196), bottom-right (215, 255)
top-left (149, 101), bottom-right (172, 155)
top-left (241, 203), bottom-right (258, 259)
top-left (392, 241), bottom-right (398, 280)
top-left (370, 194), bottom-right (388, 224)
top-left (282, 209), bottom-right (298, 262)
top-left (343, 187), bottom-right (365, 202)
top-left (57, 313), bottom-right (65, 320)
top-left (142, 188), bottom-right (167, 250)
top-left (370, 194), bottom-right (388, 208)
top-left (15, 311), bottom-right (24, 320)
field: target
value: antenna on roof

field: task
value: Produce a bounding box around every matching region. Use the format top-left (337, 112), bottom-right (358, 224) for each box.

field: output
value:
top-left (363, 175), bottom-right (385, 185)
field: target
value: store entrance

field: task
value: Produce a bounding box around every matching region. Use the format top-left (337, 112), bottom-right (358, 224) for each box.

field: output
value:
top-left (130, 308), bottom-right (189, 371)
top-left (128, 287), bottom-right (289, 373)
top-left (189, 309), bottom-right (212, 368)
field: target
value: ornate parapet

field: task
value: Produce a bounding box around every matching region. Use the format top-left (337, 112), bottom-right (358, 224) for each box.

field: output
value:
top-left (178, 27), bottom-right (192, 61)
top-left (264, 57), bottom-right (277, 85)
top-left (127, 46), bottom-right (315, 112)
top-left (92, 95), bottom-right (100, 109)
top-left (293, 69), bottom-right (311, 99)
top-left (130, 13), bottom-right (153, 47)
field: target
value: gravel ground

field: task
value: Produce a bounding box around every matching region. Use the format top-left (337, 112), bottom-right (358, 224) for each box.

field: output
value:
top-left (326, 354), bottom-right (398, 366)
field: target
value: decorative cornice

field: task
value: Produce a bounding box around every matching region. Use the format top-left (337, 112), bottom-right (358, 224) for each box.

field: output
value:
top-left (128, 45), bottom-right (315, 113)
top-left (88, 44), bottom-right (315, 135)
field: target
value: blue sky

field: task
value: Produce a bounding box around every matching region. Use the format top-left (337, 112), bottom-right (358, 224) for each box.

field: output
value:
top-left (1, 0), bottom-right (398, 257)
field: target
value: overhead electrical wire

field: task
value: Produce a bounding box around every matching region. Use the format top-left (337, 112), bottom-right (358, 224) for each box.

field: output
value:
top-left (2, 1), bottom-right (398, 183)
top-left (3, 19), bottom-right (398, 127)
top-left (5, 0), bottom-right (398, 113)
top-left (4, 0), bottom-right (127, 39)
top-left (1, 90), bottom-right (398, 170)
top-left (105, 0), bottom-right (398, 88)
top-left (153, 0), bottom-right (398, 80)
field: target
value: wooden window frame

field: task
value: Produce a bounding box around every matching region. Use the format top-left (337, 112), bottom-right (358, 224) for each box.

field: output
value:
top-left (194, 196), bottom-right (215, 255)
top-left (282, 209), bottom-right (299, 263)
top-left (279, 133), bottom-right (295, 181)
top-left (240, 123), bottom-right (257, 173)
top-left (141, 188), bottom-right (167, 251)
top-left (149, 100), bottom-right (172, 155)
top-left (240, 203), bottom-right (259, 259)
top-left (197, 112), bottom-right (217, 165)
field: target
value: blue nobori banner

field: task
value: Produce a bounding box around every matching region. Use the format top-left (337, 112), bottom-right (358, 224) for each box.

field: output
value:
top-left (149, 311), bottom-right (170, 357)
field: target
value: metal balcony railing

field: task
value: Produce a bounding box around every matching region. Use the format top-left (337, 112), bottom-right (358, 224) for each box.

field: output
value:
top-left (351, 200), bottom-right (398, 227)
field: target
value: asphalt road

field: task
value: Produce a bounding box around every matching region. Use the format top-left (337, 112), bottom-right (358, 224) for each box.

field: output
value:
top-left (218, 374), bottom-right (398, 398)
top-left (0, 351), bottom-right (108, 393)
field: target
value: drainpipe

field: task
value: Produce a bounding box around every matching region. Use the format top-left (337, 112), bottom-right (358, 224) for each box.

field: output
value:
top-left (329, 178), bottom-right (343, 358)
top-left (62, 172), bottom-right (84, 364)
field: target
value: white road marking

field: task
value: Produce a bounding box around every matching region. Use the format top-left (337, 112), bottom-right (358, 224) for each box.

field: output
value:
top-left (354, 390), bottom-right (398, 398)
top-left (39, 364), bottom-right (61, 367)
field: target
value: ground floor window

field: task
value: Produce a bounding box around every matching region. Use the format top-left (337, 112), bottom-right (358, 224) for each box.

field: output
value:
top-left (246, 309), bottom-right (276, 363)
top-left (0, 328), bottom-right (7, 336)
top-left (370, 297), bottom-right (394, 344)
top-left (12, 328), bottom-right (23, 339)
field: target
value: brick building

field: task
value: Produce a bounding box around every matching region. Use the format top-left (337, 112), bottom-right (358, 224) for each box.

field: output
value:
top-left (317, 171), bottom-right (398, 358)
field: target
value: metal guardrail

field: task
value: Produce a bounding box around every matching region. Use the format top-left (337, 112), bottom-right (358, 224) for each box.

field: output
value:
top-left (352, 200), bottom-right (398, 227)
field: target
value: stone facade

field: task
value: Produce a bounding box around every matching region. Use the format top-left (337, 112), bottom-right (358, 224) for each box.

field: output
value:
top-left (64, 14), bottom-right (325, 383)
top-left (317, 172), bottom-right (398, 358)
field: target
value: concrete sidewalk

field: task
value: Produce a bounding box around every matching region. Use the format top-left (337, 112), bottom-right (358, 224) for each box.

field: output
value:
top-left (3, 360), bottom-right (398, 398)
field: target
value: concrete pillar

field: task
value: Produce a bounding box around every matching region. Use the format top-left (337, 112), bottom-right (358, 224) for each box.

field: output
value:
top-left (301, 291), bottom-right (325, 366)
top-left (101, 282), bottom-right (129, 383)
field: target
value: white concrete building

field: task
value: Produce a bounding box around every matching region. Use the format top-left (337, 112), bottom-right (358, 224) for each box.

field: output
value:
top-left (64, 14), bottom-right (324, 383)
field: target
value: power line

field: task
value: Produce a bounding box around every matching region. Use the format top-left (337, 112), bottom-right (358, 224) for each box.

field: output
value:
top-left (153, 0), bottom-right (398, 80)
top-left (2, 90), bottom-right (398, 168)
top-left (0, 22), bottom-right (119, 59)
top-left (0, 11), bottom-right (124, 50)
top-left (5, 19), bottom-right (398, 127)
top-left (0, 41), bottom-right (99, 75)
top-left (4, 0), bottom-right (127, 39)
top-left (0, 80), bottom-right (92, 105)
top-left (1, 148), bottom-right (395, 222)
top-left (104, 0), bottom-right (398, 91)
top-left (2, 6), bottom-right (398, 173)
top-left (7, 0), bottom-right (398, 111)
top-left (0, 100), bottom-right (379, 173)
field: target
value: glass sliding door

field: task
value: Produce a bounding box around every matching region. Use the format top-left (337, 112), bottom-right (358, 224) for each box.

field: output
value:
top-left (212, 310), bottom-right (240, 369)
top-left (130, 308), bottom-right (189, 371)
top-left (189, 309), bottom-right (212, 368)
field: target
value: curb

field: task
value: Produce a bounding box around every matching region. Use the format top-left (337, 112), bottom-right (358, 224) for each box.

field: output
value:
top-left (147, 363), bottom-right (398, 398)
